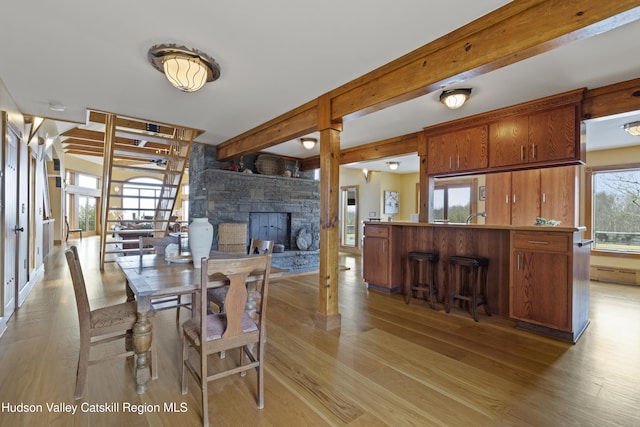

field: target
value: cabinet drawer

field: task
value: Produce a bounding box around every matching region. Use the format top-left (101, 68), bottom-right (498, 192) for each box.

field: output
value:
top-left (512, 232), bottom-right (569, 252)
top-left (365, 226), bottom-right (389, 238)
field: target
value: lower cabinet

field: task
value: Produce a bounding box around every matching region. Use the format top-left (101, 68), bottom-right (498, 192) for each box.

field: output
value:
top-left (362, 223), bottom-right (402, 293)
top-left (510, 230), bottom-right (589, 342)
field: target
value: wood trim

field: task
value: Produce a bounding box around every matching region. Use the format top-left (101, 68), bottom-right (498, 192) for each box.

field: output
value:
top-left (216, 101), bottom-right (318, 161)
top-left (582, 77), bottom-right (640, 120)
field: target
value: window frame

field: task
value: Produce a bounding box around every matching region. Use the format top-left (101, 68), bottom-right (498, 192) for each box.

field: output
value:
top-left (585, 163), bottom-right (640, 260)
top-left (432, 177), bottom-right (478, 223)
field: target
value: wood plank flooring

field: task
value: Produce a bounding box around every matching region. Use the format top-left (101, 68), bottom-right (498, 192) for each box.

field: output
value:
top-left (1, 237), bottom-right (639, 426)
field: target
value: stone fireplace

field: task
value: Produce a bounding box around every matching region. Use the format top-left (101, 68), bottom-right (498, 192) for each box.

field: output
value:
top-left (189, 143), bottom-right (320, 273)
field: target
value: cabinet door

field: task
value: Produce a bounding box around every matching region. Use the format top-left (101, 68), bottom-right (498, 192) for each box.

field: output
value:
top-left (489, 116), bottom-right (529, 167)
top-left (427, 125), bottom-right (488, 175)
top-left (511, 250), bottom-right (569, 330)
top-left (540, 166), bottom-right (577, 226)
top-left (484, 172), bottom-right (511, 225)
top-left (363, 236), bottom-right (389, 286)
top-left (457, 125), bottom-right (488, 171)
top-left (427, 133), bottom-right (458, 175)
top-left (510, 169), bottom-right (540, 226)
top-left (528, 105), bottom-right (577, 164)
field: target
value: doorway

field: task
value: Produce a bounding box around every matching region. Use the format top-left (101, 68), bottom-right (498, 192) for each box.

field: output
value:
top-left (340, 185), bottom-right (359, 252)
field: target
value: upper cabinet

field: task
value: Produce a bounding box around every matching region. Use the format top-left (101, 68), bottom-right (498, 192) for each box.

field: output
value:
top-left (490, 105), bottom-right (578, 168)
top-left (427, 125), bottom-right (488, 175)
top-left (425, 89), bottom-right (584, 177)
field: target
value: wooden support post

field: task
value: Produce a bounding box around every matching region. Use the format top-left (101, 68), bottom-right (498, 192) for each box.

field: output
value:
top-left (315, 94), bottom-right (342, 330)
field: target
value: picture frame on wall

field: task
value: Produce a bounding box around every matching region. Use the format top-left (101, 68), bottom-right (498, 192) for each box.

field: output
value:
top-left (384, 190), bottom-right (399, 214)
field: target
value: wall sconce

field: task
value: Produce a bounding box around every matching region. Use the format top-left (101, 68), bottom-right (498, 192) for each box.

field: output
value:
top-left (362, 169), bottom-right (371, 183)
top-left (148, 43), bottom-right (221, 92)
top-left (387, 161), bottom-right (399, 170)
top-left (300, 137), bottom-right (317, 150)
top-left (623, 121), bottom-right (640, 136)
top-left (440, 88), bottom-right (472, 109)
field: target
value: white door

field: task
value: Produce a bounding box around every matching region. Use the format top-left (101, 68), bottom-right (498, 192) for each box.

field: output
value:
top-left (4, 124), bottom-right (19, 319)
top-left (16, 131), bottom-right (28, 303)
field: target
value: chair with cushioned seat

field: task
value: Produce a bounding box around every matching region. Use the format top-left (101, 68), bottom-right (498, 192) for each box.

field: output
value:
top-left (182, 254), bottom-right (272, 427)
top-left (208, 238), bottom-right (274, 314)
top-left (65, 245), bottom-right (157, 399)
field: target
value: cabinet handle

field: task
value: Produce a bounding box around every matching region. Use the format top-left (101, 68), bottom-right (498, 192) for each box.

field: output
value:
top-left (449, 156), bottom-right (452, 170)
top-left (520, 145), bottom-right (524, 160)
top-left (505, 195), bottom-right (509, 204)
top-left (542, 192), bottom-right (546, 203)
top-left (532, 143), bottom-right (536, 159)
top-left (517, 254), bottom-right (520, 271)
top-left (513, 193), bottom-right (517, 204)
top-left (457, 154), bottom-right (460, 169)
top-left (527, 240), bottom-right (550, 245)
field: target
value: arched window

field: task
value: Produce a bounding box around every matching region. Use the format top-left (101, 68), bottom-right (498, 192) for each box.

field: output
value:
top-left (121, 177), bottom-right (163, 221)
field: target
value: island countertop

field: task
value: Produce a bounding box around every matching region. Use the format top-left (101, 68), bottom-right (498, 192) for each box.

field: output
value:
top-left (362, 220), bottom-right (590, 342)
top-left (363, 220), bottom-right (586, 233)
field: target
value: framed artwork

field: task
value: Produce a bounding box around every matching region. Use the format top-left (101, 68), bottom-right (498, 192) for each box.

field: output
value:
top-left (479, 186), bottom-right (486, 201)
top-left (384, 190), bottom-right (399, 214)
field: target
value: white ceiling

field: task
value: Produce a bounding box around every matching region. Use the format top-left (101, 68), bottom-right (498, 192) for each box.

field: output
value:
top-left (1, 1), bottom-right (639, 174)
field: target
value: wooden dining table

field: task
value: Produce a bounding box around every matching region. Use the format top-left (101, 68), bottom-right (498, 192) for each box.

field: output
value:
top-left (117, 252), bottom-right (283, 394)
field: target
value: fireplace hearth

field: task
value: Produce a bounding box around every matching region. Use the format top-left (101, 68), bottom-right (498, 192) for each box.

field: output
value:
top-left (189, 143), bottom-right (321, 274)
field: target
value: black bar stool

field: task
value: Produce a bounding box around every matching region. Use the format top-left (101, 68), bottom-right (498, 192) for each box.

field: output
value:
top-left (446, 255), bottom-right (490, 321)
top-left (405, 252), bottom-right (439, 309)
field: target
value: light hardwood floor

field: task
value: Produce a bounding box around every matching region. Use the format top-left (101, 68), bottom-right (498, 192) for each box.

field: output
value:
top-left (1, 237), bottom-right (639, 426)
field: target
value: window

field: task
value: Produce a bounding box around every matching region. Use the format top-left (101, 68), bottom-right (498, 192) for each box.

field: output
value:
top-left (433, 179), bottom-right (476, 223)
top-left (589, 166), bottom-right (640, 254)
top-left (121, 177), bottom-right (163, 220)
top-left (77, 173), bottom-right (98, 189)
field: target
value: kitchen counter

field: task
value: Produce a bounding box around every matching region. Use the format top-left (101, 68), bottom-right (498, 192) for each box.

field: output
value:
top-left (362, 221), bottom-right (590, 342)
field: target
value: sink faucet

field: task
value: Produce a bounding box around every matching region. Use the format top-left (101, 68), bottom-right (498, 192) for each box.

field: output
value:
top-left (466, 212), bottom-right (486, 224)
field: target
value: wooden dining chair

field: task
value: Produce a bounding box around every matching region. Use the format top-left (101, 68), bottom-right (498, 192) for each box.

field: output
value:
top-left (208, 239), bottom-right (274, 313)
top-left (65, 215), bottom-right (83, 241)
top-left (65, 245), bottom-right (157, 400)
top-left (182, 254), bottom-right (272, 427)
top-left (139, 236), bottom-right (192, 324)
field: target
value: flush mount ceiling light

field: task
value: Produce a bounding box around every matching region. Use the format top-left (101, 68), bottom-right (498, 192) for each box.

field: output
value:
top-left (387, 161), bottom-right (400, 170)
top-left (440, 88), bottom-right (472, 109)
top-left (148, 44), bottom-right (221, 92)
top-left (623, 121), bottom-right (640, 136)
top-left (300, 137), bottom-right (317, 150)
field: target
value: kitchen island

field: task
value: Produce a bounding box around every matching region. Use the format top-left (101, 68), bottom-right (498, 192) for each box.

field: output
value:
top-left (362, 221), bottom-right (591, 342)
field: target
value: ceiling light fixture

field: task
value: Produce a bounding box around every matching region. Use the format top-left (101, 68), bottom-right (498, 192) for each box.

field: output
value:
top-left (440, 88), bottom-right (472, 109)
top-left (49, 102), bottom-right (65, 112)
top-left (623, 121), bottom-right (640, 136)
top-left (300, 137), bottom-right (317, 150)
top-left (148, 44), bottom-right (221, 93)
top-left (387, 161), bottom-right (400, 170)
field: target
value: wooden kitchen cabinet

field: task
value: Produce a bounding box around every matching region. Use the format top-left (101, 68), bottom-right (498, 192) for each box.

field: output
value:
top-left (510, 230), bottom-right (589, 342)
top-left (485, 166), bottom-right (577, 226)
top-left (362, 223), bottom-right (402, 293)
top-left (490, 105), bottom-right (578, 168)
top-left (511, 232), bottom-right (570, 330)
top-left (427, 125), bottom-right (488, 176)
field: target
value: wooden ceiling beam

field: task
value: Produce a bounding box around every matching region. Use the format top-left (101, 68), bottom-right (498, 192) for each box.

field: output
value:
top-left (299, 132), bottom-right (419, 171)
top-left (216, 0), bottom-right (640, 160)
top-left (216, 101), bottom-right (318, 160)
top-left (582, 77), bottom-right (640, 120)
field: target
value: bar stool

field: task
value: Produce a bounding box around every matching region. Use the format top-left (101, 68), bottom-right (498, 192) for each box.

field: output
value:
top-left (446, 255), bottom-right (490, 322)
top-left (405, 252), bottom-right (439, 309)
